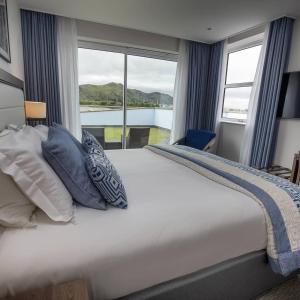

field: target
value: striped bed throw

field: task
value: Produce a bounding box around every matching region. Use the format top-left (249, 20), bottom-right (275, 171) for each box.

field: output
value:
top-left (145, 144), bottom-right (300, 276)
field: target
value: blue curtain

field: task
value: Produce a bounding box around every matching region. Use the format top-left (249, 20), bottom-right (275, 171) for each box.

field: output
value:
top-left (203, 42), bottom-right (224, 131)
top-left (185, 41), bottom-right (224, 132)
top-left (21, 10), bottom-right (62, 126)
top-left (250, 17), bottom-right (294, 169)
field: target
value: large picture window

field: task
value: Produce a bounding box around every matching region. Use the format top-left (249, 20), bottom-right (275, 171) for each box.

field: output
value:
top-left (222, 44), bottom-right (262, 123)
top-left (78, 44), bottom-right (177, 150)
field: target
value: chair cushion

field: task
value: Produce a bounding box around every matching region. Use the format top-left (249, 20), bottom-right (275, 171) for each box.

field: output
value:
top-left (42, 126), bottom-right (106, 210)
top-left (185, 129), bottom-right (216, 150)
top-left (85, 146), bottom-right (128, 209)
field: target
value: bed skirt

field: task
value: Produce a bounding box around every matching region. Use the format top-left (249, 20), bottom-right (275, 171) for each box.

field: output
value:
top-left (119, 251), bottom-right (295, 300)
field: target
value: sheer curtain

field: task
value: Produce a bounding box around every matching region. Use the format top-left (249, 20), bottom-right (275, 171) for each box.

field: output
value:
top-left (170, 39), bottom-right (189, 143)
top-left (239, 25), bottom-right (270, 165)
top-left (213, 40), bottom-right (228, 153)
top-left (57, 17), bottom-right (81, 140)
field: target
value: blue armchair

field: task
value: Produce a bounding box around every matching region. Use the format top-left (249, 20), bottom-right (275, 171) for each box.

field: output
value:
top-left (174, 129), bottom-right (216, 152)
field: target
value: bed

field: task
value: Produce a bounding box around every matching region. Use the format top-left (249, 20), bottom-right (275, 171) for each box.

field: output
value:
top-left (0, 68), bottom-right (296, 300)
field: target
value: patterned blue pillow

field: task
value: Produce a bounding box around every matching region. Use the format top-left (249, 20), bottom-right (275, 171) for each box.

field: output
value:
top-left (86, 147), bottom-right (128, 209)
top-left (82, 130), bottom-right (103, 151)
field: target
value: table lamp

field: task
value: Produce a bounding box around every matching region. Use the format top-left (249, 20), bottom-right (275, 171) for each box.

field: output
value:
top-left (24, 101), bottom-right (47, 121)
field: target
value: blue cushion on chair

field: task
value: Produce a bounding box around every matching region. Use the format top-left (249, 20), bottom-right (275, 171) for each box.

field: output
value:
top-left (42, 126), bottom-right (106, 210)
top-left (185, 129), bottom-right (216, 150)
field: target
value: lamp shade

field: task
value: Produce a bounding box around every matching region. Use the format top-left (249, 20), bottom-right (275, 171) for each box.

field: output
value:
top-left (24, 101), bottom-right (46, 119)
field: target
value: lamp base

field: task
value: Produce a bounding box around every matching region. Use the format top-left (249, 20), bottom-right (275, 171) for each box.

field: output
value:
top-left (26, 118), bottom-right (47, 126)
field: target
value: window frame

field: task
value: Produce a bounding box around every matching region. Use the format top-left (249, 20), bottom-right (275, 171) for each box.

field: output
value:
top-left (78, 40), bottom-right (178, 62)
top-left (220, 39), bottom-right (263, 124)
top-left (78, 41), bottom-right (178, 148)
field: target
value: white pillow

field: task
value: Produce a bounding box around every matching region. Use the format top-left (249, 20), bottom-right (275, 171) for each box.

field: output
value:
top-left (0, 126), bottom-right (73, 222)
top-left (0, 171), bottom-right (36, 227)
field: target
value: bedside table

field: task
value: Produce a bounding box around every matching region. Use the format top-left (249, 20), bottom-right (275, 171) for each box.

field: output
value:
top-left (2, 280), bottom-right (89, 300)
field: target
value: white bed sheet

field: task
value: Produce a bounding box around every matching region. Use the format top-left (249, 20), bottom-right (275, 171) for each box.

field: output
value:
top-left (0, 149), bottom-right (267, 299)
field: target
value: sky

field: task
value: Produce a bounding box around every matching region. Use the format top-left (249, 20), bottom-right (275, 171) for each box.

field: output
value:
top-left (78, 48), bottom-right (177, 96)
top-left (223, 45), bottom-right (262, 112)
top-left (226, 45), bottom-right (261, 84)
top-left (223, 87), bottom-right (251, 110)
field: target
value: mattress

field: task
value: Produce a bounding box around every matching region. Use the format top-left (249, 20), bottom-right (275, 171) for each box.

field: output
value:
top-left (0, 149), bottom-right (267, 299)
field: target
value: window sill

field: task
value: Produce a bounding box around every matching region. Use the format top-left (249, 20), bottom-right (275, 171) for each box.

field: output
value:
top-left (220, 119), bottom-right (246, 126)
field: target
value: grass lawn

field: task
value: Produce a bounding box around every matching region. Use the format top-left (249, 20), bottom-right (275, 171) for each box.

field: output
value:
top-left (104, 127), bottom-right (170, 145)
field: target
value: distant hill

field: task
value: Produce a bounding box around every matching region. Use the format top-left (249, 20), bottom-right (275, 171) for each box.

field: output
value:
top-left (79, 82), bottom-right (173, 107)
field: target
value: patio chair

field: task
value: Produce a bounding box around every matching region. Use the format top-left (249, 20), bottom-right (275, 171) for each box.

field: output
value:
top-left (173, 129), bottom-right (216, 152)
top-left (126, 127), bottom-right (150, 149)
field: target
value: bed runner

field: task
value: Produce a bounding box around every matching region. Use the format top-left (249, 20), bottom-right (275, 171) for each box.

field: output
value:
top-left (145, 144), bottom-right (300, 276)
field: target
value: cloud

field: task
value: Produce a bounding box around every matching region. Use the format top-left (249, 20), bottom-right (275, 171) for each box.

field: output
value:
top-left (78, 48), bottom-right (177, 96)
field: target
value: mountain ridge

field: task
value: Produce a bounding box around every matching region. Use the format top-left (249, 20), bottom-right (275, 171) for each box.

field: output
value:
top-left (79, 82), bottom-right (173, 107)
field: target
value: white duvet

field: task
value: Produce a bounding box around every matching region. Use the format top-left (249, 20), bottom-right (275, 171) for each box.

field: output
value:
top-left (0, 149), bottom-right (267, 299)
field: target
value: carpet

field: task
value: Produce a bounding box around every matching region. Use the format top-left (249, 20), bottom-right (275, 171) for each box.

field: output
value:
top-left (256, 277), bottom-right (300, 300)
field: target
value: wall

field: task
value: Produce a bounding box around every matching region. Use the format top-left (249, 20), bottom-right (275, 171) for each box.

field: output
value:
top-left (273, 119), bottom-right (300, 168)
top-left (217, 122), bottom-right (245, 162)
top-left (287, 18), bottom-right (300, 72)
top-left (0, 0), bottom-right (24, 79)
top-left (77, 20), bottom-right (179, 53)
top-left (273, 17), bottom-right (300, 168)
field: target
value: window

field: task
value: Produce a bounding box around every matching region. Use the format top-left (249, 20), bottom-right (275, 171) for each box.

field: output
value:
top-left (79, 48), bottom-right (125, 148)
top-left (78, 43), bottom-right (177, 149)
top-left (222, 44), bottom-right (262, 123)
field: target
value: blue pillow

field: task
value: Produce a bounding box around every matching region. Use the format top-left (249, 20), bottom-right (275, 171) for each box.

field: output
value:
top-left (52, 123), bottom-right (84, 154)
top-left (82, 129), bottom-right (103, 151)
top-left (42, 126), bottom-right (106, 210)
top-left (185, 129), bottom-right (216, 150)
top-left (86, 146), bottom-right (128, 209)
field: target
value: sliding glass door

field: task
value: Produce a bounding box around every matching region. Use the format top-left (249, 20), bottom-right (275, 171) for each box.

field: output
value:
top-left (126, 55), bottom-right (176, 148)
top-left (78, 46), bottom-right (177, 149)
top-left (78, 48), bottom-right (124, 149)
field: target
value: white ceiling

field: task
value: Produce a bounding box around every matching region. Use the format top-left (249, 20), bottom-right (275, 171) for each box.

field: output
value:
top-left (17, 0), bottom-right (300, 43)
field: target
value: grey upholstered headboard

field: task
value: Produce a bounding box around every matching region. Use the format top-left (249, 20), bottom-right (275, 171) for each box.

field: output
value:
top-left (0, 68), bottom-right (25, 131)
